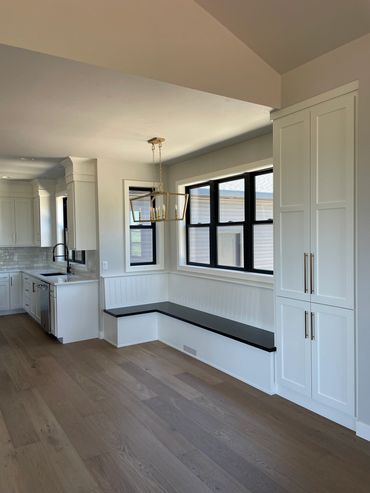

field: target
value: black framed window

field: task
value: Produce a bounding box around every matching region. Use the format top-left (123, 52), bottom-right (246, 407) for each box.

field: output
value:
top-left (185, 169), bottom-right (273, 274)
top-left (62, 197), bottom-right (86, 265)
top-left (129, 187), bottom-right (156, 266)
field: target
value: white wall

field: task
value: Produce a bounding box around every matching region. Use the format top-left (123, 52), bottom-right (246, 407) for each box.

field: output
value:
top-left (282, 33), bottom-right (370, 428)
top-left (96, 158), bottom-right (158, 275)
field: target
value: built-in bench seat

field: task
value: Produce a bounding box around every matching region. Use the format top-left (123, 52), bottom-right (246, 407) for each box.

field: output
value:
top-left (104, 302), bottom-right (276, 352)
top-left (103, 302), bottom-right (276, 394)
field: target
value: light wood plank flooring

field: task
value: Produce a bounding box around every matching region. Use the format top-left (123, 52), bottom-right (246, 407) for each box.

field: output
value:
top-left (0, 313), bottom-right (369, 493)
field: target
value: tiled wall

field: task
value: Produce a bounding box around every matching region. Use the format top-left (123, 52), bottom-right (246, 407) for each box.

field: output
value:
top-left (0, 247), bottom-right (53, 271)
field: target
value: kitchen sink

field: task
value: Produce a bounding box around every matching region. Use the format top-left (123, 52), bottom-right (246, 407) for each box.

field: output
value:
top-left (40, 272), bottom-right (66, 276)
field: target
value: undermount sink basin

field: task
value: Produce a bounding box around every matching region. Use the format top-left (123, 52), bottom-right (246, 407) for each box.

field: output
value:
top-left (40, 272), bottom-right (66, 276)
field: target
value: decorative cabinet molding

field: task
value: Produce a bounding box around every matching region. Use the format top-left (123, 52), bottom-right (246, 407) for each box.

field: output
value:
top-left (63, 157), bottom-right (97, 251)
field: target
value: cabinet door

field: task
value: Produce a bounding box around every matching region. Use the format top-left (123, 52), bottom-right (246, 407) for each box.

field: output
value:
top-left (311, 303), bottom-right (354, 416)
top-left (15, 198), bottom-right (34, 246)
top-left (33, 197), bottom-right (41, 246)
top-left (276, 297), bottom-right (311, 397)
top-left (10, 273), bottom-right (22, 310)
top-left (0, 198), bottom-right (15, 246)
top-left (310, 94), bottom-right (355, 308)
top-left (274, 110), bottom-right (311, 301)
top-left (0, 276), bottom-right (10, 311)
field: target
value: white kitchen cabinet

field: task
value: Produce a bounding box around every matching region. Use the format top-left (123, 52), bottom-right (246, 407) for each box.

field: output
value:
top-left (30, 277), bottom-right (41, 323)
top-left (273, 110), bottom-right (311, 302)
top-left (310, 95), bottom-right (354, 309)
top-left (14, 198), bottom-right (34, 246)
top-left (51, 281), bottom-right (99, 343)
top-left (23, 273), bottom-right (31, 313)
top-left (273, 92), bottom-right (355, 309)
top-left (276, 297), bottom-right (355, 417)
top-left (0, 198), bottom-right (34, 246)
top-left (273, 85), bottom-right (357, 428)
top-left (9, 272), bottom-right (22, 310)
top-left (0, 274), bottom-right (10, 311)
top-left (311, 303), bottom-right (354, 416)
top-left (63, 158), bottom-right (97, 251)
top-left (276, 297), bottom-right (311, 397)
top-left (0, 198), bottom-right (15, 246)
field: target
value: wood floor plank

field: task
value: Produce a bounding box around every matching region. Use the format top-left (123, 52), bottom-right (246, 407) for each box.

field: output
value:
top-left (1, 314), bottom-right (370, 493)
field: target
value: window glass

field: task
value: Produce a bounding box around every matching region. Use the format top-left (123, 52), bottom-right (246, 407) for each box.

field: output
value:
top-left (190, 186), bottom-right (210, 224)
top-left (129, 189), bottom-right (152, 225)
top-left (255, 173), bottom-right (273, 221)
top-left (219, 179), bottom-right (245, 223)
top-left (217, 225), bottom-right (244, 268)
top-left (188, 227), bottom-right (210, 264)
top-left (130, 229), bottom-right (154, 264)
top-left (253, 224), bottom-right (273, 271)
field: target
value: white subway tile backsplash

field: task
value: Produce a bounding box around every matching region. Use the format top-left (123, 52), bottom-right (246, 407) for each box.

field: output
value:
top-left (0, 247), bottom-right (53, 271)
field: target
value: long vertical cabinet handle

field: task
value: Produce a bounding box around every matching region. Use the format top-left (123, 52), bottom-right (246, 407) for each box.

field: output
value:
top-left (310, 312), bottom-right (315, 340)
top-left (304, 311), bottom-right (309, 338)
top-left (310, 253), bottom-right (315, 294)
top-left (304, 253), bottom-right (308, 293)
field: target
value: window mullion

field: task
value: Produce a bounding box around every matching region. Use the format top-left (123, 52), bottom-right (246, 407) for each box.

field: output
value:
top-left (245, 173), bottom-right (253, 272)
top-left (210, 181), bottom-right (217, 267)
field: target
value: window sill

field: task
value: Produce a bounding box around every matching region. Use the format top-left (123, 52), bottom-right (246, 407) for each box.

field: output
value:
top-left (176, 264), bottom-right (274, 289)
top-left (125, 263), bottom-right (164, 274)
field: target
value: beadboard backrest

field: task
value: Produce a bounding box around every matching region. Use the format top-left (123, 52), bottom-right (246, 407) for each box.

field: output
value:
top-left (103, 271), bottom-right (274, 332)
top-left (103, 272), bottom-right (168, 309)
top-left (168, 272), bottom-right (274, 332)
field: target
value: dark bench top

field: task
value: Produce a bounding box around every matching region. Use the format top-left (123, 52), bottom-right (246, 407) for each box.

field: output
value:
top-left (104, 302), bottom-right (276, 353)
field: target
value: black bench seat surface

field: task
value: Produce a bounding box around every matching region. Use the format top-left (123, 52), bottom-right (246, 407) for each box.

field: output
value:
top-left (104, 302), bottom-right (276, 353)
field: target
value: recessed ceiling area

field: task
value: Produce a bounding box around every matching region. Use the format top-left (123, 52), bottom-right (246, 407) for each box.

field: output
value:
top-left (0, 157), bottom-right (63, 180)
top-left (196, 0), bottom-right (370, 73)
top-left (0, 44), bottom-right (272, 179)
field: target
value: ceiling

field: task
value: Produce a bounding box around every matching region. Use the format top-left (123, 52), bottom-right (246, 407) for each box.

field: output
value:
top-left (196, 0), bottom-right (370, 73)
top-left (0, 44), bottom-right (271, 180)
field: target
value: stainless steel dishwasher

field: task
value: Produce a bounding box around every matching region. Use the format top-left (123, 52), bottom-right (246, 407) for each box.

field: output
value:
top-left (37, 280), bottom-right (51, 333)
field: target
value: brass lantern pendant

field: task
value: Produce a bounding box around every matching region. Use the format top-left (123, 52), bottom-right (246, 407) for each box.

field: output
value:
top-left (129, 137), bottom-right (189, 223)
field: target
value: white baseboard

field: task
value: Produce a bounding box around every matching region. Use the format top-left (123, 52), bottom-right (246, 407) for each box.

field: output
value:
top-left (356, 421), bottom-right (370, 441)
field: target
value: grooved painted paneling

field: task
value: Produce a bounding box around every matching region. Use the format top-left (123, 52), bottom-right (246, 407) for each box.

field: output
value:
top-left (104, 273), bottom-right (168, 309)
top-left (168, 273), bottom-right (274, 332)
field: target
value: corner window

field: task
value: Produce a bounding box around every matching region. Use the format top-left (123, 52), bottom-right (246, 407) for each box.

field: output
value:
top-left (129, 187), bottom-right (156, 265)
top-left (185, 169), bottom-right (273, 274)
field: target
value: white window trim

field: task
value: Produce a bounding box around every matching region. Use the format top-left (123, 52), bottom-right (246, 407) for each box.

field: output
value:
top-left (124, 180), bottom-right (165, 273)
top-left (175, 157), bottom-right (274, 287)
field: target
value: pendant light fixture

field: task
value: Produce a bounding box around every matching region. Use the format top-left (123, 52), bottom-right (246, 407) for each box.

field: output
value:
top-left (129, 137), bottom-right (189, 223)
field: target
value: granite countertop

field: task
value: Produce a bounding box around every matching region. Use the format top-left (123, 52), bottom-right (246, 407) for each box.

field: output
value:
top-left (16, 268), bottom-right (98, 286)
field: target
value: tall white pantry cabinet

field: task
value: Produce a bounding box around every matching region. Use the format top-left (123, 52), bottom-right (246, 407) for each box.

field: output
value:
top-left (272, 85), bottom-right (357, 429)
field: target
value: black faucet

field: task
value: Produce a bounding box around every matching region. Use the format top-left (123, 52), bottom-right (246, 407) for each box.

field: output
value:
top-left (52, 242), bottom-right (72, 274)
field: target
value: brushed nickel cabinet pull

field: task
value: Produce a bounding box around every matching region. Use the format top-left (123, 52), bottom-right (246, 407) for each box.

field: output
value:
top-left (310, 253), bottom-right (315, 294)
top-left (304, 253), bottom-right (308, 293)
top-left (310, 312), bottom-right (315, 340)
top-left (304, 310), bottom-right (309, 338)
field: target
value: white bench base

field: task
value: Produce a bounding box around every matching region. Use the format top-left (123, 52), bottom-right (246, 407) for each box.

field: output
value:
top-left (103, 312), bottom-right (275, 395)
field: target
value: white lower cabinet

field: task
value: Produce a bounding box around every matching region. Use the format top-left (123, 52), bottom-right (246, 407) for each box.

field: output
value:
top-left (10, 272), bottom-right (22, 310)
top-left (276, 297), bottom-right (355, 419)
top-left (0, 274), bottom-right (10, 311)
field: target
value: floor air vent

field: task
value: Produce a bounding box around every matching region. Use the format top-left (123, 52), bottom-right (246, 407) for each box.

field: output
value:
top-left (183, 345), bottom-right (197, 356)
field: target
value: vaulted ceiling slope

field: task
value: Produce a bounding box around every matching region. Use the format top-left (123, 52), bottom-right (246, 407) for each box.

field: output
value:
top-left (195, 0), bottom-right (370, 73)
top-left (0, 0), bottom-right (280, 107)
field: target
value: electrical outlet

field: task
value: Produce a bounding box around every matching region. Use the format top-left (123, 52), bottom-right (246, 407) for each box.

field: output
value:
top-left (102, 260), bottom-right (108, 271)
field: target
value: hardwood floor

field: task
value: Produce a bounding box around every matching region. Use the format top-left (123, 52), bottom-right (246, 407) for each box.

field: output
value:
top-left (0, 314), bottom-right (369, 493)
